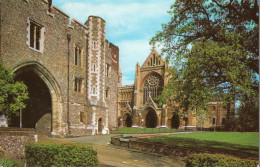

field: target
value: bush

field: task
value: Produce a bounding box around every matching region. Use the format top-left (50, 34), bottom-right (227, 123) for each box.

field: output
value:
top-left (186, 153), bottom-right (258, 167)
top-left (25, 143), bottom-right (98, 167)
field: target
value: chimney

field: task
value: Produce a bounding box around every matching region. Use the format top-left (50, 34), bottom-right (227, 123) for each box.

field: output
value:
top-left (48, 0), bottom-right (52, 12)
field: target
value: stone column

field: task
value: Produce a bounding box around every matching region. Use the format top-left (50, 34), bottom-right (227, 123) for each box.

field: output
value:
top-left (159, 105), bottom-right (167, 128)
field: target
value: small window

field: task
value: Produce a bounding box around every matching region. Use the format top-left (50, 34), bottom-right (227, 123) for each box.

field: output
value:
top-left (212, 118), bottom-right (216, 125)
top-left (74, 78), bottom-right (82, 93)
top-left (212, 106), bottom-right (216, 110)
top-left (106, 64), bottom-right (110, 77)
top-left (92, 86), bottom-right (96, 95)
top-left (92, 64), bottom-right (96, 72)
top-left (80, 111), bottom-right (84, 123)
top-left (92, 41), bottom-right (98, 50)
top-left (75, 47), bottom-right (82, 67)
top-left (29, 21), bottom-right (43, 51)
top-left (105, 88), bottom-right (109, 98)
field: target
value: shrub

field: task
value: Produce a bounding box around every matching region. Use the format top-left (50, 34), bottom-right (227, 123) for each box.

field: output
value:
top-left (25, 143), bottom-right (98, 167)
top-left (186, 153), bottom-right (258, 167)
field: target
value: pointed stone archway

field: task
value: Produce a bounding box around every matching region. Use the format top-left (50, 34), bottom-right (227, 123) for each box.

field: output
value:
top-left (124, 113), bottom-right (132, 127)
top-left (171, 113), bottom-right (180, 129)
top-left (145, 107), bottom-right (157, 128)
top-left (12, 62), bottom-right (63, 135)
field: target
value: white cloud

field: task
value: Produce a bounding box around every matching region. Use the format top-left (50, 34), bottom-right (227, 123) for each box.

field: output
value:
top-left (53, 0), bottom-right (171, 85)
top-left (60, 1), bottom-right (171, 40)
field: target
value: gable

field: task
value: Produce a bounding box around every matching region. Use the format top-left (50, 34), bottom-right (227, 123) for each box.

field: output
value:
top-left (141, 47), bottom-right (165, 69)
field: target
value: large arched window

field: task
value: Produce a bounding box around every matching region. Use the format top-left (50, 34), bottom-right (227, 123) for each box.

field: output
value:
top-left (143, 73), bottom-right (163, 104)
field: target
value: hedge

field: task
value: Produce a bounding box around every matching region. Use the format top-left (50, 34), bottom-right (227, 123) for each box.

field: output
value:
top-left (186, 153), bottom-right (259, 167)
top-left (25, 143), bottom-right (98, 167)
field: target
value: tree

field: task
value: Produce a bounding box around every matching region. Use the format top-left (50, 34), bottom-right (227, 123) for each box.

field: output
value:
top-left (152, 0), bottom-right (259, 130)
top-left (0, 61), bottom-right (28, 122)
top-left (195, 109), bottom-right (210, 131)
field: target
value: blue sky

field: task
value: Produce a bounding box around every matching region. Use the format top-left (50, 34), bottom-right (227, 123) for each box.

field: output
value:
top-left (53, 0), bottom-right (172, 85)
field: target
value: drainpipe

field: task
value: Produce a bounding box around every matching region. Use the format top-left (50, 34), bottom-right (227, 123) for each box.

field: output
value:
top-left (67, 34), bottom-right (71, 135)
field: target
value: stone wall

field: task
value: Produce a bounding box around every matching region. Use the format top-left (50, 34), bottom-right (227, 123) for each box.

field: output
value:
top-left (0, 0), bottom-right (120, 136)
top-left (0, 128), bottom-right (37, 159)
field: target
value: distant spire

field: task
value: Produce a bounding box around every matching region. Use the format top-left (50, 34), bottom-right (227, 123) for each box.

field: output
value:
top-left (152, 41), bottom-right (156, 49)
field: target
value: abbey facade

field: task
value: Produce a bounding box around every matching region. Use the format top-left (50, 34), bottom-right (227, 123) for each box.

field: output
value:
top-left (118, 46), bottom-right (229, 130)
top-left (0, 0), bottom-right (120, 136)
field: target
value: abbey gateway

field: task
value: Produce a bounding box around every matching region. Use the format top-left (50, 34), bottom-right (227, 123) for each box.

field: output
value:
top-left (0, 0), bottom-right (229, 136)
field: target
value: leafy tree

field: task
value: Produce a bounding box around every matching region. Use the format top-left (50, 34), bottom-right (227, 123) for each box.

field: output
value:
top-left (0, 61), bottom-right (28, 122)
top-left (195, 109), bottom-right (211, 131)
top-left (153, 0), bottom-right (259, 130)
top-left (236, 94), bottom-right (259, 132)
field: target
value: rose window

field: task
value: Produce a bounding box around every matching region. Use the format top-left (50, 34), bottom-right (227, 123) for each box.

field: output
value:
top-left (143, 74), bottom-right (163, 104)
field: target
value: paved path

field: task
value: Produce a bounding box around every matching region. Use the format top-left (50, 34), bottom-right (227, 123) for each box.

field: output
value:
top-left (68, 134), bottom-right (185, 167)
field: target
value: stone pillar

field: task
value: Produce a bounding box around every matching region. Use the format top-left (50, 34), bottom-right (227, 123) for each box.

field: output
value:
top-left (159, 105), bottom-right (167, 128)
top-left (132, 107), bottom-right (138, 127)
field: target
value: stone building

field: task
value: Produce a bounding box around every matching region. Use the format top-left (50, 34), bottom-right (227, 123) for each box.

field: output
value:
top-left (0, 0), bottom-right (120, 136)
top-left (118, 46), bottom-right (229, 130)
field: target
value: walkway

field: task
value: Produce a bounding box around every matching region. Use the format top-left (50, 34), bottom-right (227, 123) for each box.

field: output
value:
top-left (68, 134), bottom-right (185, 167)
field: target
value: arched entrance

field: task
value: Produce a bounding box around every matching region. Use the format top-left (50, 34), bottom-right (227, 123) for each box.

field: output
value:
top-left (171, 113), bottom-right (180, 129)
top-left (98, 117), bottom-right (103, 134)
top-left (125, 113), bottom-right (132, 127)
top-left (11, 62), bottom-right (62, 135)
top-left (145, 108), bottom-right (157, 128)
top-left (10, 70), bottom-right (52, 133)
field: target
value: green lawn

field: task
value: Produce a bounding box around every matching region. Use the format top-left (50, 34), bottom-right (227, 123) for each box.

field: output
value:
top-left (111, 127), bottom-right (185, 134)
top-left (137, 132), bottom-right (259, 159)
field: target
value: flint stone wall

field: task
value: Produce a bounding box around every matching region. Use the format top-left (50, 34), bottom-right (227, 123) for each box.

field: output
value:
top-left (0, 128), bottom-right (37, 159)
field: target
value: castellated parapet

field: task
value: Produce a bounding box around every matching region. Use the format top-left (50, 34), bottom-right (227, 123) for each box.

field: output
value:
top-left (0, 0), bottom-right (119, 136)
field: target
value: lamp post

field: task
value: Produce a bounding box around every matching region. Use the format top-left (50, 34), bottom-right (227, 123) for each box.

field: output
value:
top-left (141, 118), bottom-right (144, 134)
top-left (67, 34), bottom-right (71, 135)
top-left (20, 105), bottom-right (22, 128)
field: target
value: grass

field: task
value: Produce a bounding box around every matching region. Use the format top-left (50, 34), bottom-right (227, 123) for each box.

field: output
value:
top-left (111, 127), bottom-right (186, 134)
top-left (137, 132), bottom-right (259, 159)
top-left (0, 157), bottom-right (23, 167)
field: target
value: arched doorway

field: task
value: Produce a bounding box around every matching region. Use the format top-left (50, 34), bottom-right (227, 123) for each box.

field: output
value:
top-left (171, 113), bottom-right (180, 129)
top-left (145, 108), bottom-right (157, 128)
top-left (11, 62), bottom-right (62, 135)
top-left (10, 69), bottom-right (52, 133)
top-left (125, 113), bottom-right (132, 127)
top-left (98, 117), bottom-right (103, 134)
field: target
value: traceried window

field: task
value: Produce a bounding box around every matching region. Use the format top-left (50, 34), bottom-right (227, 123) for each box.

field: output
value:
top-left (75, 47), bottom-right (82, 67)
top-left (29, 21), bottom-right (43, 51)
top-left (74, 78), bottom-right (82, 93)
top-left (143, 74), bottom-right (163, 104)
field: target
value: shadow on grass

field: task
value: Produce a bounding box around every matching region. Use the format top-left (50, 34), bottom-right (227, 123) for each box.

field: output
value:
top-left (137, 137), bottom-right (259, 159)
